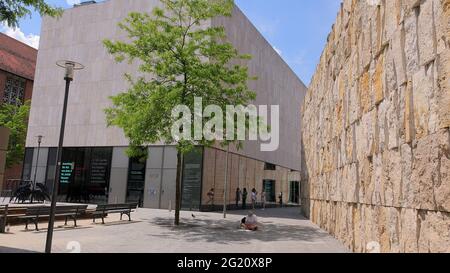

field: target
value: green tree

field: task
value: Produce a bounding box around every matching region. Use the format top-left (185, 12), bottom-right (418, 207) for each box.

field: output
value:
top-left (104, 0), bottom-right (256, 225)
top-left (0, 0), bottom-right (62, 28)
top-left (0, 101), bottom-right (31, 168)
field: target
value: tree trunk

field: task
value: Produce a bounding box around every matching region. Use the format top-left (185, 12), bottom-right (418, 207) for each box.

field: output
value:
top-left (174, 152), bottom-right (183, 226)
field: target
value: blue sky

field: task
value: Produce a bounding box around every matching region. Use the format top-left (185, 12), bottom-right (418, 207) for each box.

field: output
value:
top-left (0, 0), bottom-right (341, 85)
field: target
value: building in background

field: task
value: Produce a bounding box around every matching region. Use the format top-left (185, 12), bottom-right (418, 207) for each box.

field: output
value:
top-left (0, 33), bottom-right (37, 191)
top-left (25, 0), bottom-right (306, 210)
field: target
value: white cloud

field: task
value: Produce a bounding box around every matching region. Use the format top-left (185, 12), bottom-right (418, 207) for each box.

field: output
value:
top-left (273, 46), bottom-right (282, 56)
top-left (1, 23), bottom-right (40, 49)
top-left (66, 0), bottom-right (81, 5)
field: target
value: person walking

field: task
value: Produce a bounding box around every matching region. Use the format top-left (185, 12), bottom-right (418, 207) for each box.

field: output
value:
top-left (206, 188), bottom-right (215, 211)
top-left (242, 188), bottom-right (248, 210)
top-left (278, 192), bottom-right (283, 208)
top-left (235, 188), bottom-right (242, 208)
top-left (261, 190), bottom-right (266, 210)
top-left (251, 188), bottom-right (257, 209)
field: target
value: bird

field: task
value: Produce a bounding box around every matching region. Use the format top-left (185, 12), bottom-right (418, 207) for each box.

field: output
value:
top-left (191, 214), bottom-right (196, 218)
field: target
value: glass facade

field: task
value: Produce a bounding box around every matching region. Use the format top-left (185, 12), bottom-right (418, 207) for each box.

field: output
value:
top-left (22, 148), bottom-right (34, 181)
top-left (45, 148), bottom-right (57, 192)
top-left (181, 147), bottom-right (203, 211)
top-left (126, 157), bottom-right (146, 207)
top-left (58, 147), bottom-right (112, 204)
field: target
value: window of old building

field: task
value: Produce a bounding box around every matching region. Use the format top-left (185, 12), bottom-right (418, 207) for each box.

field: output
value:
top-left (3, 76), bottom-right (26, 105)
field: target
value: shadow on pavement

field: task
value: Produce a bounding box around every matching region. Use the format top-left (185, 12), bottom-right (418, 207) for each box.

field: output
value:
top-left (0, 246), bottom-right (40, 253)
top-left (149, 215), bottom-right (327, 245)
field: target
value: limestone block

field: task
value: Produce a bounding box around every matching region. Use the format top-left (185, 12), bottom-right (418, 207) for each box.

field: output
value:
top-left (434, 0), bottom-right (446, 54)
top-left (384, 0), bottom-right (401, 42)
top-left (359, 70), bottom-right (372, 114)
top-left (387, 90), bottom-right (400, 150)
top-left (412, 132), bottom-right (441, 211)
top-left (373, 52), bottom-right (385, 105)
top-left (345, 126), bottom-right (355, 163)
top-left (346, 163), bottom-right (359, 203)
top-left (361, 20), bottom-right (373, 70)
top-left (372, 153), bottom-right (383, 205)
top-left (392, 24), bottom-right (408, 86)
top-left (359, 157), bottom-right (373, 204)
top-left (363, 109), bottom-right (378, 158)
top-left (436, 129), bottom-right (450, 212)
top-left (400, 143), bottom-right (418, 208)
top-left (377, 100), bottom-right (388, 153)
top-left (382, 150), bottom-right (402, 207)
top-left (404, 10), bottom-right (420, 77)
top-left (385, 46), bottom-right (398, 94)
top-left (370, 4), bottom-right (384, 56)
top-left (387, 207), bottom-right (401, 253)
top-left (418, 211), bottom-right (450, 253)
top-left (412, 65), bottom-right (434, 140)
top-left (418, 0), bottom-right (437, 65)
top-left (404, 81), bottom-right (415, 143)
top-left (364, 205), bottom-right (381, 250)
top-left (437, 50), bottom-right (450, 129)
top-left (399, 208), bottom-right (419, 253)
top-left (377, 206), bottom-right (392, 253)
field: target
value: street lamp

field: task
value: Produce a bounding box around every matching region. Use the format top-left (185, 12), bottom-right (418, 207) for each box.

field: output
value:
top-left (45, 60), bottom-right (84, 253)
top-left (31, 135), bottom-right (43, 203)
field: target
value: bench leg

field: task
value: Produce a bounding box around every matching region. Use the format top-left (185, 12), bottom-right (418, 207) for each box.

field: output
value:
top-left (101, 215), bottom-right (105, 225)
top-left (0, 219), bottom-right (5, 233)
top-left (25, 219), bottom-right (29, 230)
top-left (127, 211), bottom-right (131, 221)
top-left (73, 217), bottom-right (77, 227)
top-left (120, 213), bottom-right (123, 221)
top-left (65, 217), bottom-right (68, 226)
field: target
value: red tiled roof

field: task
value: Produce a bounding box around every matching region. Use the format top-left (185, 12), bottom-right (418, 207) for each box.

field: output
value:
top-left (0, 33), bottom-right (37, 80)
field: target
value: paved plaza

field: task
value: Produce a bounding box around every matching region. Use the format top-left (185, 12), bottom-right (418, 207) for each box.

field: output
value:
top-left (0, 207), bottom-right (349, 253)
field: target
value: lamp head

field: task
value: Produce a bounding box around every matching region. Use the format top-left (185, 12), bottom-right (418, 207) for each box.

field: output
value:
top-left (56, 60), bottom-right (84, 81)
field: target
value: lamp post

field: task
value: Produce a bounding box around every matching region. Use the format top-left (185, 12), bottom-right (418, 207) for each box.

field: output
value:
top-left (31, 135), bottom-right (43, 203)
top-left (45, 60), bottom-right (84, 253)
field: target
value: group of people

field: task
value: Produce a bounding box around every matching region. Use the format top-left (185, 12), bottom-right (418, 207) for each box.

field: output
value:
top-left (205, 187), bottom-right (284, 210)
top-left (235, 188), bottom-right (266, 210)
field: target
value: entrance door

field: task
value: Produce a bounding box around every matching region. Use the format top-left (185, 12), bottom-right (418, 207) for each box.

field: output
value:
top-left (263, 180), bottom-right (276, 202)
top-left (126, 157), bottom-right (146, 207)
top-left (289, 181), bottom-right (300, 204)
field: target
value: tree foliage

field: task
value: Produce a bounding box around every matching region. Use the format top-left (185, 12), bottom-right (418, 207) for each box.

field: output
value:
top-left (0, 0), bottom-right (62, 28)
top-left (103, 0), bottom-right (256, 156)
top-left (0, 101), bottom-right (30, 168)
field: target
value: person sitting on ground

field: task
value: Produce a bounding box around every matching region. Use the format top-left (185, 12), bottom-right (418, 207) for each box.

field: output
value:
top-left (240, 211), bottom-right (259, 231)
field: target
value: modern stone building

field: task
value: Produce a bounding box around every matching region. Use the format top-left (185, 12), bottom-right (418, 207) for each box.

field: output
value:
top-left (0, 33), bottom-right (37, 190)
top-left (25, 0), bottom-right (306, 210)
top-left (302, 0), bottom-right (449, 252)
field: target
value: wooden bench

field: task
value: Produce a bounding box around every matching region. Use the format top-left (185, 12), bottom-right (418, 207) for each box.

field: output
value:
top-left (0, 205), bottom-right (27, 233)
top-left (92, 203), bottom-right (138, 224)
top-left (17, 205), bottom-right (88, 231)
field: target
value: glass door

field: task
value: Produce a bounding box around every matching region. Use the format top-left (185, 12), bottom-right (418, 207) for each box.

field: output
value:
top-left (289, 181), bottom-right (300, 204)
top-left (263, 180), bottom-right (276, 202)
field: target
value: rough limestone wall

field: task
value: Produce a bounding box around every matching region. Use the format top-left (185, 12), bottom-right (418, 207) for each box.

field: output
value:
top-left (301, 0), bottom-right (450, 253)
